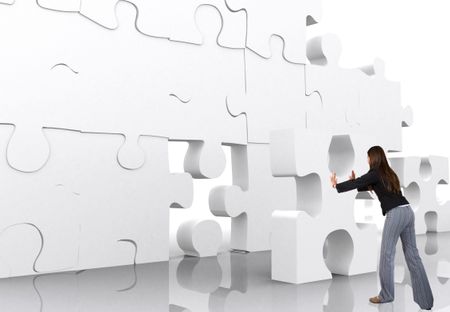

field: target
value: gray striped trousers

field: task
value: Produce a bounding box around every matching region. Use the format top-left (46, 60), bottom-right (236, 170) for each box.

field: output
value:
top-left (378, 204), bottom-right (434, 309)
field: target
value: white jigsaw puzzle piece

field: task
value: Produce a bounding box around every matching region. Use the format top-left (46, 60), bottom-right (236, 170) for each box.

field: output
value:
top-left (226, 0), bottom-right (321, 63)
top-left (270, 129), bottom-right (379, 284)
top-left (209, 143), bottom-right (297, 252)
top-left (76, 132), bottom-right (193, 270)
top-left (0, 126), bottom-right (81, 274)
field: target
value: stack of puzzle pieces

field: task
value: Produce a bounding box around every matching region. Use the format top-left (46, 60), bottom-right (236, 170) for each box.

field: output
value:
top-left (0, 0), bottom-right (449, 285)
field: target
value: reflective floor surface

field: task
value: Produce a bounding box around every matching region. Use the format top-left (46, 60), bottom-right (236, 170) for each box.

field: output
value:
top-left (1, 232), bottom-right (450, 311)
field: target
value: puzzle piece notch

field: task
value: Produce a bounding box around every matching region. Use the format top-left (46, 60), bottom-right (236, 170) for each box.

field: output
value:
top-left (177, 219), bottom-right (223, 257)
top-left (116, 133), bottom-right (146, 170)
top-left (209, 143), bottom-right (297, 252)
top-left (226, 0), bottom-right (321, 63)
top-left (169, 1), bottom-right (246, 48)
top-left (6, 124), bottom-right (50, 173)
top-left (270, 129), bottom-right (379, 284)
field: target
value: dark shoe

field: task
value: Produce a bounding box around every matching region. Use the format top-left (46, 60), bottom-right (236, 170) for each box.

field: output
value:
top-left (369, 296), bottom-right (382, 304)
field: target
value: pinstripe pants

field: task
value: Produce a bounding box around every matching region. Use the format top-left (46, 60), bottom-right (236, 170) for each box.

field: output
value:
top-left (378, 204), bottom-right (434, 309)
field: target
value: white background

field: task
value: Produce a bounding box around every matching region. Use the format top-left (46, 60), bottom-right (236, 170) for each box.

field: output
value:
top-left (168, 0), bottom-right (450, 257)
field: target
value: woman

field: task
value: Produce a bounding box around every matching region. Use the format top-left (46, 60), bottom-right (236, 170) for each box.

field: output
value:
top-left (330, 146), bottom-right (433, 310)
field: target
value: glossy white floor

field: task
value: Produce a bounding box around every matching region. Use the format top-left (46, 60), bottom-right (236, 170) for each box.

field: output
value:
top-left (1, 232), bottom-right (449, 312)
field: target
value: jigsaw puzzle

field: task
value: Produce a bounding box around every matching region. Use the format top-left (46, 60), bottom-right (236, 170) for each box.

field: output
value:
top-left (0, 0), bottom-right (448, 286)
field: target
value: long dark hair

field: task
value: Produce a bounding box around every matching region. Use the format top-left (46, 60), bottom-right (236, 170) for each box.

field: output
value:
top-left (367, 146), bottom-right (401, 194)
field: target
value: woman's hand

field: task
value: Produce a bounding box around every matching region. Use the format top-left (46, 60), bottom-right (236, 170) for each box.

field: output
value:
top-left (330, 172), bottom-right (337, 188)
top-left (349, 170), bottom-right (356, 180)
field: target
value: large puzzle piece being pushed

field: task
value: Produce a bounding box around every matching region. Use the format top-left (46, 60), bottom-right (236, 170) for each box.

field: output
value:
top-left (270, 129), bottom-right (378, 284)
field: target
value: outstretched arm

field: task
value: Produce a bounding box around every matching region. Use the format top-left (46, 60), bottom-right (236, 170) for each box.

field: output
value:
top-left (335, 170), bottom-right (378, 193)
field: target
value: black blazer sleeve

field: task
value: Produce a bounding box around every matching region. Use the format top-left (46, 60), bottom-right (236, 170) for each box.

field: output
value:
top-left (336, 170), bottom-right (379, 193)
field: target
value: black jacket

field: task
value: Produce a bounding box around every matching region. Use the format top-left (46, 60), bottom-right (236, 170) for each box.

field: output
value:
top-left (336, 168), bottom-right (409, 216)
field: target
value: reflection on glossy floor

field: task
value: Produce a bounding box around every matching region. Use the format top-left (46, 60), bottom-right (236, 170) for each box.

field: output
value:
top-left (1, 233), bottom-right (450, 311)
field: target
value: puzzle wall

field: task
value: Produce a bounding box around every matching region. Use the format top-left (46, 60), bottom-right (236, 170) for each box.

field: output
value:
top-left (0, 0), bottom-right (449, 284)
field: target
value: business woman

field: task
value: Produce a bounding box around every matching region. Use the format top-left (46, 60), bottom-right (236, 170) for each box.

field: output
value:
top-left (330, 146), bottom-right (433, 310)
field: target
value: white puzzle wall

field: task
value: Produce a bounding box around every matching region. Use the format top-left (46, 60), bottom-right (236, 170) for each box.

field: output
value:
top-left (0, 0), bottom-right (449, 284)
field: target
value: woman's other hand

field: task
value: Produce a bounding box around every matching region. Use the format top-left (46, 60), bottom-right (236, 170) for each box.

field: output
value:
top-left (349, 170), bottom-right (356, 180)
top-left (330, 172), bottom-right (337, 188)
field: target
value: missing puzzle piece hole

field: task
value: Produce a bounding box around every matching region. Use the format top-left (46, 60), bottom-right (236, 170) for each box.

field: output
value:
top-left (323, 229), bottom-right (354, 275)
top-left (402, 182), bottom-right (420, 212)
top-left (327, 135), bottom-right (355, 177)
top-left (6, 125), bottom-right (50, 172)
top-left (419, 158), bottom-right (432, 181)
